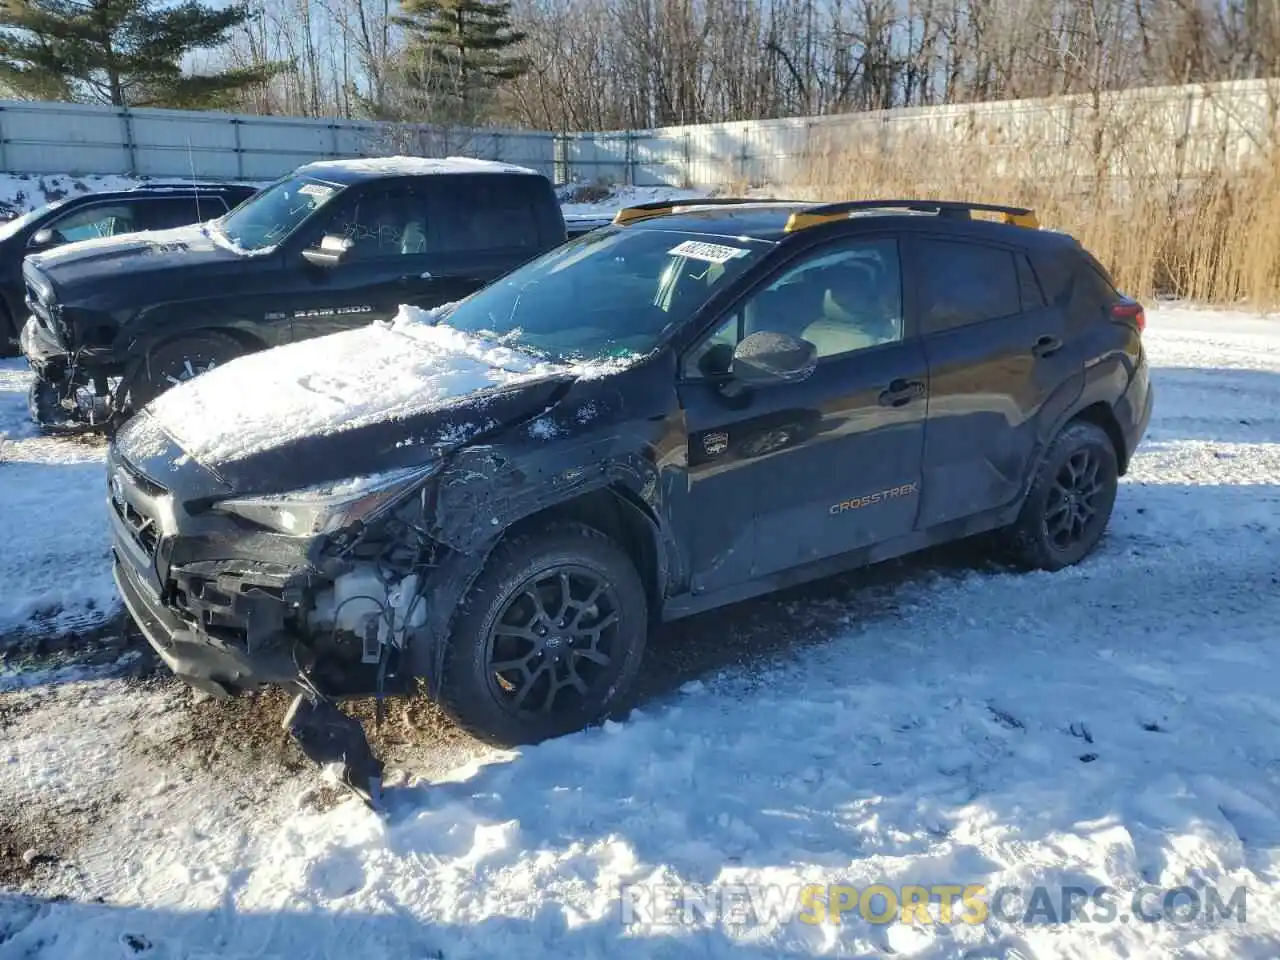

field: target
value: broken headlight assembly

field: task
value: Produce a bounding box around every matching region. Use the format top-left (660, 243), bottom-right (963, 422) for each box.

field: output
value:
top-left (211, 463), bottom-right (439, 538)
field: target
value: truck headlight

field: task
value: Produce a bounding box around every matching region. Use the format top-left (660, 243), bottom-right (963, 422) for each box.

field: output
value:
top-left (212, 463), bottom-right (437, 536)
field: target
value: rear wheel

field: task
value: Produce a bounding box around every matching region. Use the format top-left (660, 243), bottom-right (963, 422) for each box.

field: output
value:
top-left (1004, 420), bottom-right (1119, 571)
top-left (439, 522), bottom-right (649, 746)
top-left (125, 331), bottom-right (246, 412)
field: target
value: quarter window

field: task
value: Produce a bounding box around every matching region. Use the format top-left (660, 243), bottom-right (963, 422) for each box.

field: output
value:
top-left (918, 239), bottom-right (1021, 332)
top-left (683, 237), bottom-right (903, 378)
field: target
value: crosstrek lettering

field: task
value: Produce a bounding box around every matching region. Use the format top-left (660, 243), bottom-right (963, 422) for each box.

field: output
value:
top-left (830, 482), bottom-right (921, 515)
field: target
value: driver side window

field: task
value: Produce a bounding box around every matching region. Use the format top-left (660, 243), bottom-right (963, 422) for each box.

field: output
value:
top-left (682, 237), bottom-right (903, 379)
top-left (40, 204), bottom-right (140, 246)
top-left (308, 189), bottom-right (432, 260)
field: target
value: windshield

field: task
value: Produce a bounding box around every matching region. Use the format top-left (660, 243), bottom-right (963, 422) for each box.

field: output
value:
top-left (441, 227), bottom-right (770, 363)
top-left (0, 199), bottom-right (67, 243)
top-left (213, 174), bottom-right (343, 251)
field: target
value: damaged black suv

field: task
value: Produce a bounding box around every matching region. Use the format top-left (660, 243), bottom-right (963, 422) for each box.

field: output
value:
top-left (106, 197), bottom-right (1153, 803)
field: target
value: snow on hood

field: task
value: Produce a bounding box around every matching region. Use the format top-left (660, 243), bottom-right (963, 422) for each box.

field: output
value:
top-left (145, 304), bottom-right (623, 467)
top-left (28, 222), bottom-right (217, 263)
top-left (27, 219), bottom-right (269, 265)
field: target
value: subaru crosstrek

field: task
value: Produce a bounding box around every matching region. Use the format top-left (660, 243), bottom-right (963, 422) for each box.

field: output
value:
top-left (105, 197), bottom-right (1154, 803)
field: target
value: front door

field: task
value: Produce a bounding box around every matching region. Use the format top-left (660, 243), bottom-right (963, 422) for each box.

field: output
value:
top-left (290, 185), bottom-right (455, 339)
top-left (675, 234), bottom-right (928, 594)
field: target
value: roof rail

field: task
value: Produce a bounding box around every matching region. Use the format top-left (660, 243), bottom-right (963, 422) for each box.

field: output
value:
top-left (783, 199), bottom-right (1039, 232)
top-left (612, 196), bottom-right (809, 226)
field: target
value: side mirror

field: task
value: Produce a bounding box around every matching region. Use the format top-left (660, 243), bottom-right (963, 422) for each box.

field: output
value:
top-left (301, 234), bottom-right (351, 268)
top-left (731, 331), bottom-right (817, 386)
top-left (29, 228), bottom-right (56, 249)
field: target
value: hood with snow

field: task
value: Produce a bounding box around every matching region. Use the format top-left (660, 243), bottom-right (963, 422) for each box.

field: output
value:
top-left (113, 306), bottom-right (630, 495)
top-left (24, 221), bottom-right (264, 306)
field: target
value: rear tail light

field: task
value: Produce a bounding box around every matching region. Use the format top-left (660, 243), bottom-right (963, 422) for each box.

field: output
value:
top-left (1111, 299), bottom-right (1145, 334)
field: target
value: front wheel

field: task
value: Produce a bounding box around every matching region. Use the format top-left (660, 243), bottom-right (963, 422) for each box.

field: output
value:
top-left (125, 331), bottom-right (246, 412)
top-left (439, 522), bottom-right (649, 746)
top-left (1004, 419), bottom-right (1120, 571)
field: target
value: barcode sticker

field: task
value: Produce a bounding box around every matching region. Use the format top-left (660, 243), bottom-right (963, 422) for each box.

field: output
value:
top-left (668, 240), bottom-right (748, 263)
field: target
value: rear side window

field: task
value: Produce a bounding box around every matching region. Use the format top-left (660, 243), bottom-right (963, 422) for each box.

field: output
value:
top-left (918, 239), bottom-right (1021, 333)
top-left (431, 176), bottom-right (544, 252)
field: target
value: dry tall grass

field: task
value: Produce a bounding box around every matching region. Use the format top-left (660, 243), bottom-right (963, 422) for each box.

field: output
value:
top-left (780, 105), bottom-right (1280, 309)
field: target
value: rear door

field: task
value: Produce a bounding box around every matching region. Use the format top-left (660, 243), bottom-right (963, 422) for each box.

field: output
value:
top-left (676, 233), bottom-right (928, 592)
top-left (422, 174), bottom-right (557, 291)
top-left (909, 234), bottom-right (1082, 528)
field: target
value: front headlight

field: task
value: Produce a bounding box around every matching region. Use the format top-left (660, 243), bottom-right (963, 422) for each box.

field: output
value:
top-left (211, 463), bottom-right (437, 536)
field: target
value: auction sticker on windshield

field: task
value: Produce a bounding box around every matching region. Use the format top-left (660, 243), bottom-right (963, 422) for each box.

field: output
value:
top-left (668, 240), bottom-right (749, 263)
top-left (299, 183), bottom-right (335, 199)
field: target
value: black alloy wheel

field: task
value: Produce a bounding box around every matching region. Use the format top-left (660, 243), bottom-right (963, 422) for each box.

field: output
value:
top-left (439, 522), bottom-right (649, 746)
top-left (1044, 448), bottom-right (1108, 550)
top-left (484, 566), bottom-right (622, 718)
top-left (1005, 419), bottom-right (1120, 571)
top-left (126, 330), bottom-right (247, 412)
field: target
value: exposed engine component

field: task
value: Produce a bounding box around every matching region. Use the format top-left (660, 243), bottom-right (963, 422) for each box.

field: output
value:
top-left (308, 566), bottom-right (430, 664)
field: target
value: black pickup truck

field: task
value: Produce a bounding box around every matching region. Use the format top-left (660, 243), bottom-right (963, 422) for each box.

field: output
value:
top-left (0, 181), bottom-right (260, 356)
top-left (19, 156), bottom-right (567, 431)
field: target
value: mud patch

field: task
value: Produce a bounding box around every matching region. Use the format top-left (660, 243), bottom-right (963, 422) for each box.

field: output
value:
top-left (0, 791), bottom-right (120, 891)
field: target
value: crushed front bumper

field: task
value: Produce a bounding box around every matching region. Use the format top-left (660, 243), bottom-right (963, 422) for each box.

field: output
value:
top-left (20, 316), bottom-right (124, 432)
top-left (106, 447), bottom-right (307, 696)
top-left (111, 549), bottom-right (300, 698)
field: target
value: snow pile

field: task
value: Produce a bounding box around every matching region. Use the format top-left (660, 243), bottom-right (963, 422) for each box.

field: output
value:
top-left (0, 173), bottom-right (144, 220)
top-left (143, 304), bottom-right (608, 467)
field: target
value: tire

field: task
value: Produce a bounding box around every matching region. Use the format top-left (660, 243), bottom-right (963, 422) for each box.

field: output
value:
top-left (1004, 419), bottom-right (1120, 571)
top-left (439, 522), bottom-right (649, 747)
top-left (125, 330), bottom-right (246, 411)
top-left (0, 301), bottom-right (19, 359)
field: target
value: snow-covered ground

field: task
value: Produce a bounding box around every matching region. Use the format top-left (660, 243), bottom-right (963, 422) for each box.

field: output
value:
top-left (1, 304), bottom-right (1278, 958)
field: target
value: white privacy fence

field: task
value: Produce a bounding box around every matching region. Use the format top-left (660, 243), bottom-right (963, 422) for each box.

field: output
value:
top-left (0, 99), bottom-right (555, 181)
top-left (2, 77), bottom-right (1277, 187)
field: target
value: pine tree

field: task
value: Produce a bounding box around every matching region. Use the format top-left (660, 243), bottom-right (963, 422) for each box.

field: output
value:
top-left (390, 0), bottom-right (528, 125)
top-left (0, 0), bottom-right (285, 109)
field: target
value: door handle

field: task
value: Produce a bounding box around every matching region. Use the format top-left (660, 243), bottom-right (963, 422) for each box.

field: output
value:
top-left (1032, 334), bottom-right (1063, 358)
top-left (878, 378), bottom-right (925, 407)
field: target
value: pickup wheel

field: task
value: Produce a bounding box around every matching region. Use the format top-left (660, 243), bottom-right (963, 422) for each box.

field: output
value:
top-left (439, 522), bottom-right (649, 747)
top-left (126, 331), bottom-right (246, 411)
top-left (1005, 420), bottom-right (1119, 571)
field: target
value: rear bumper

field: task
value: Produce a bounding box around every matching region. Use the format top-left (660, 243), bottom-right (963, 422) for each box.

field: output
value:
top-left (1118, 355), bottom-right (1154, 467)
